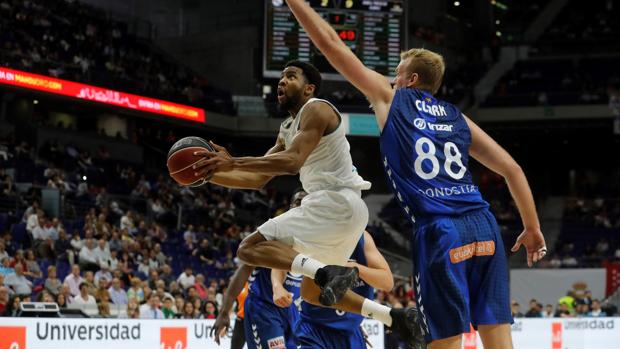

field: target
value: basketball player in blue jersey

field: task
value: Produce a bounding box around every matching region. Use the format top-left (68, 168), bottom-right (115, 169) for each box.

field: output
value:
top-left (211, 191), bottom-right (306, 349)
top-left (286, 1), bottom-right (547, 348)
top-left (195, 60), bottom-right (424, 346)
top-left (298, 230), bottom-right (393, 349)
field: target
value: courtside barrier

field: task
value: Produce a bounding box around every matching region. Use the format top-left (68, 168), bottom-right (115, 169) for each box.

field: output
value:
top-left (1, 317), bottom-right (617, 348)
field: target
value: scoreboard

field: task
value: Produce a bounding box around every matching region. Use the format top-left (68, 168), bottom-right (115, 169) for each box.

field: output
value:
top-left (263, 0), bottom-right (406, 80)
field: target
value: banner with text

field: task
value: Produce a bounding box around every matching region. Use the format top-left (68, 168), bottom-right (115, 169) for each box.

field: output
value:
top-left (0, 317), bottom-right (618, 349)
top-left (0, 318), bottom-right (383, 349)
top-left (0, 67), bottom-right (205, 123)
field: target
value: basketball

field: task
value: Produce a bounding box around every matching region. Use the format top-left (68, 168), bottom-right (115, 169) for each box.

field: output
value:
top-left (167, 136), bottom-right (214, 187)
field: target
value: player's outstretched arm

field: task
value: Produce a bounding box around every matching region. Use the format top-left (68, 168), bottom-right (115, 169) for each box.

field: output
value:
top-left (271, 269), bottom-right (293, 308)
top-left (465, 116), bottom-right (547, 267)
top-left (210, 263), bottom-right (254, 345)
top-left (194, 140), bottom-right (284, 190)
top-left (197, 101), bottom-right (332, 177)
top-left (286, 0), bottom-right (394, 128)
top-left (347, 231), bottom-right (394, 291)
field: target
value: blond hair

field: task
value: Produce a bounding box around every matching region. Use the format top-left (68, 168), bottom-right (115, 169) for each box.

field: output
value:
top-left (400, 48), bottom-right (445, 94)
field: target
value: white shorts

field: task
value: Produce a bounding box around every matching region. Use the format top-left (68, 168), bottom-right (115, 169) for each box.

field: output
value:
top-left (258, 188), bottom-right (368, 266)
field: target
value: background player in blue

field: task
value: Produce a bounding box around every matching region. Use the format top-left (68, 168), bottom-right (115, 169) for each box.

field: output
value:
top-left (211, 191), bottom-right (305, 348)
top-left (286, 1), bottom-right (547, 348)
top-left (298, 230), bottom-right (393, 349)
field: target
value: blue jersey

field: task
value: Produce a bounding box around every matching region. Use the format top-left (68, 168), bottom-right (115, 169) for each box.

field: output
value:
top-left (380, 88), bottom-right (488, 222)
top-left (245, 268), bottom-right (301, 349)
top-left (300, 235), bottom-right (373, 331)
top-left (248, 268), bottom-right (302, 304)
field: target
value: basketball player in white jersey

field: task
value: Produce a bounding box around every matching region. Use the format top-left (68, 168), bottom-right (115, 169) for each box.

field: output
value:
top-left (194, 61), bottom-right (424, 347)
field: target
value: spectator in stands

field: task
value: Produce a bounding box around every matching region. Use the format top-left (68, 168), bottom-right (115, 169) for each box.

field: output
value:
top-left (79, 238), bottom-right (99, 272)
top-left (194, 274), bottom-right (208, 300)
top-left (160, 264), bottom-right (175, 286)
top-left (22, 201), bottom-right (39, 223)
top-left (98, 301), bottom-right (111, 317)
top-left (162, 295), bottom-right (175, 319)
top-left (575, 300), bottom-right (590, 317)
top-left (555, 303), bottom-right (571, 317)
top-left (56, 293), bottom-right (68, 309)
top-left (177, 301), bottom-right (197, 319)
top-left (590, 299), bottom-right (606, 317)
top-left (4, 295), bottom-right (21, 317)
top-left (94, 264), bottom-right (112, 285)
top-left (126, 277), bottom-right (144, 303)
top-left (44, 265), bottom-right (61, 296)
top-left (0, 242), bottom-right (8, 261)
top-left (73, 282), bottom-right (98, 315)
top-left (27, 209), bottom-right (43, 238)
top-left (124, 297), bottom-right (140, 319)
top-left (525, 299), bottom-right (543, 318)
top-left (108, 231), bottom-right (122, 253)
top-left (53, 229), bottom-right (73, 264)
top-left (24, 250), bottom-right (41, 279)
top-left (94, 277), bottom-right (110, 301)
top-left (511, 301), bottom-right (524, 318)
top-left (109, 277), bottom-right (128, 305)
top-left (31, 215), bottom-right (52, 258)
top-left (194, 239), bottom-right (215, 266)
top-left (4, 264), bottom-right (32, 296)
top-left (0, 286), bottom-right (9, 315)
top-left (0, 258), bottom-right (14, 276)
top-left (94, 239), bottom-right (111, 265)
top-left (177, 266), bottom-right (195, 290)
top-left (120, 211), bottom-right (136, 234)
top-left (63, 264), bottom-right (84, 297)
top-left (184, 225), bottom-right (197, 242)
top-left (0, 274), bottom-right (7, 292)
top-left (37, 290), bottom-right (55, 303)
top-left (140, 293), bottom-right (164, 319)
top-left (174, 296), bottom-right (185, 316)
top-left (202, 300), bottom-right (218, 319)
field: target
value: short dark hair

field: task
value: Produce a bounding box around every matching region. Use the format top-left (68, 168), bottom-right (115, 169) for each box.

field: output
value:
top-left (284, 60), bottom-right (322, 95)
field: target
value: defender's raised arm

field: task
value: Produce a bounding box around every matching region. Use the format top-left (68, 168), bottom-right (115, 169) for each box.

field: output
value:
top-left (286, 0), bottom-right (393, 127)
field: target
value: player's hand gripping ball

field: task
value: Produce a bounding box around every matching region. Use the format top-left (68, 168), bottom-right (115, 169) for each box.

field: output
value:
top-left (167, 136), bottom-right (214, 187)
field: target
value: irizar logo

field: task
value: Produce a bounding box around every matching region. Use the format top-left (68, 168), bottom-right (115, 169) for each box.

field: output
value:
top-left (413, 118), bottom-right (453, 132)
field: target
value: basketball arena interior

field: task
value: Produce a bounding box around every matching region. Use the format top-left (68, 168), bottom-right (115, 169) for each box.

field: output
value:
top-left (0, 1), bottom-right (619, 348)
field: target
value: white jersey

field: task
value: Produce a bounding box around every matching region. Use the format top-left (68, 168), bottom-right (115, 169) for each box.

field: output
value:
top-left (278, 98), bottom-right (371, 193)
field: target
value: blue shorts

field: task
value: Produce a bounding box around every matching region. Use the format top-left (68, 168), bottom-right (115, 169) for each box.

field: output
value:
top-left (297, 321), bottom-right (365, 349)
top-left (244, 297), bottom-right (299, 349)
top-left (412, 208), bottom-right (512, 343)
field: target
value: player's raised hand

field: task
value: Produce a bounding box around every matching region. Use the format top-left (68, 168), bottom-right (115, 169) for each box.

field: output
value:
top-left (272, 284), bottom-right (293, 308)
top-left (511, 227), bottom-right (547, 267)
top-left (210, 311), bottom-right (231, 345)
top-left (192, 141), bottom-right (234, 177)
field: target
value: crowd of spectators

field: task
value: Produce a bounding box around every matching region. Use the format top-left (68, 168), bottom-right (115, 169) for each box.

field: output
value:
top-left (0, 0), bottom-right (234, 114)
top-left (511, 282), bottom-right (617, 319)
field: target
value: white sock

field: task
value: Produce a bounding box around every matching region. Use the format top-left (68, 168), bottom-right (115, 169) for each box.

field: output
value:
top-left (362, 299), bottom-right (393, 326)
top-left (290, 254), bottom-right (325, 279)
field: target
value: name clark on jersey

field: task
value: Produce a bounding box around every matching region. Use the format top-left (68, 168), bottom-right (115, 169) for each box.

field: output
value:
top-left (415, 100), bottom-right (447, 117)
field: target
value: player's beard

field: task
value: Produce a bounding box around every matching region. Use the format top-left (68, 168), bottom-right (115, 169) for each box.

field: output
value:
top-left (278, 89), bottom-right (303, 114)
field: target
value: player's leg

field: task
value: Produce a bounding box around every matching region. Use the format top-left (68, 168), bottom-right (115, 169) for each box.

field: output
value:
top-left (477, 324), bottom-right (513, 349)
top-left (412, 218), bottom-right (473, 345)
top-left (427, 335), bottom-right (462, 349)
top-left (230, 317), bottom-right (246, 349)
top-left (237, 231), bottom-right (358, 304)
top-left (237, 231), bottom-right (298, 270)
top-left (300, 277), bottom-right (425, 347)
top-left (244, 298), bottom-right (290, 349)
top-left (468, 210), bottom-right (514, 349)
